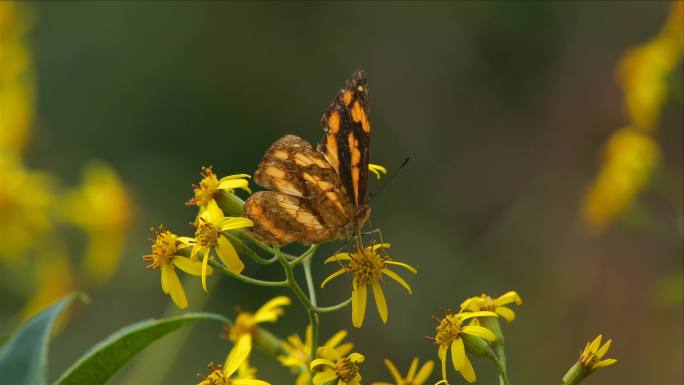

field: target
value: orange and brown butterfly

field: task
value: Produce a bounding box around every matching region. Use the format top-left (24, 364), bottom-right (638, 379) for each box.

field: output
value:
top-left (242, 70), bottom-right (372, 247)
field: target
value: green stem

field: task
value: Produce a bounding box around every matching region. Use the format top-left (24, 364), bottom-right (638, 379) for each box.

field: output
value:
top-left (233, 230), bottom-right (298, 261)
top-left (290, 244), bottom-right (320, 267)
top-left (208, 259), bottom-right (288, 287)
top-left (313, 297), bottom-right (352, 313)
top-left (302, 253), bottom-right (319, 370)
top-left (223, 232), bottom-right (278, 265)
top-left (487, 347), bottom-right (511, 385)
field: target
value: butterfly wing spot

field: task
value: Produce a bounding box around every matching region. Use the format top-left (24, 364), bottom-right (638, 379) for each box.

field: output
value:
top-left (348, 132), bottom-right (362, 205)
top-left (328, 111), bottom-right (341, 134)
top-left (343, 90), bottom-right (353, 106)
top-left (274, 150), bottom-right (289, 160)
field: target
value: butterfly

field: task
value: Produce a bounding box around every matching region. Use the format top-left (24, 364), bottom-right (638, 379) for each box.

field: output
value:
top-left (242, 70), bottom-right (371, 246)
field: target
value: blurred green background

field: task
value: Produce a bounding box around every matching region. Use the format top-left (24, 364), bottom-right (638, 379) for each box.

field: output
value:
top-left (2, 1), bottom-right (683, 384)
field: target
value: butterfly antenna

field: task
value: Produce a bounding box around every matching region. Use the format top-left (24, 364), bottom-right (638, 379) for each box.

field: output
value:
top-left (367, 157), bottom-right (410, 203)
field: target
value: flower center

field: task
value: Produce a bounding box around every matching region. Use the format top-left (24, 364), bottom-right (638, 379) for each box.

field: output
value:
top-left (144, 229), bottom-right (177, 269)
top-left (198, 364), bottom-right (231, 385)
top-left (335, 357), bottom-right (360, 382)
top-left (349, 249), bottom-right (386, 286)
top-left (195, 220), bottom-right (219, 247)
top-left (229, 313), bottom-right (256, 341)
top-left (188, 167), bottom-right (219, 207)
top-left (434, 314), bottom-right (463, 347)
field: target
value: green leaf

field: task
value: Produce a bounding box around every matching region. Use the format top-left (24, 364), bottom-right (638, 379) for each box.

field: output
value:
top-left (53, 312), bottom-right (229, 385)
top-left (0, 293), bottom-right (82, 385)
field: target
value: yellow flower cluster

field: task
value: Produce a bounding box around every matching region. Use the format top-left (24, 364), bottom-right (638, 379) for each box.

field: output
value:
top-left (581, 1), bottom-right (682, 233)
top-left (0, 3), bottom-right (131, 322)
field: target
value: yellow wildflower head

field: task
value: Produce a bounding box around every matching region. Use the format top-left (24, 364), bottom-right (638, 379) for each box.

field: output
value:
top-left (372, 357), bottom-right (434, 385)
top-left (227, 296), bottom-right (291, 343)
top-left (61, 162), bottom-right (132, 284)
top-left (579, 335), bottom-right (617, 371)
top-left (368, 163), bottom-right (387, 180)
top-left (180, 200), bottom-right (253, 291)
top-left (279, 326), bottom-right (353, 385)
top-left (460, 291), bottom-right (522, 322)
top-left (187, 166), bottom-right (250, 209)
top-left (197, 333), bottom-right (270, 385)
top-left (311, 347), bottom-right (364, 385)
top-left (143, 226), bottom-right (208, 309)
top-left (321, 243), bottom-right (416, 328)
top-left (430, 308), bottom-right (498, 384)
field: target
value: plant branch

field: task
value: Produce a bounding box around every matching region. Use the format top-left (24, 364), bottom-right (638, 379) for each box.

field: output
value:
top-left (208, 259), bottom-right (288, 287)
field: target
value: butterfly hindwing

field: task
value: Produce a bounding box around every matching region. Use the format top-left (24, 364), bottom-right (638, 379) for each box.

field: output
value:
top-left (318, 70), bottom-right (371, 207)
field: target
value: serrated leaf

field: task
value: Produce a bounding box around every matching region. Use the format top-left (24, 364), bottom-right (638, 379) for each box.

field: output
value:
top-left (0, 293), bottom-right (82, 385)
top-left (53, 312), bottom-right (229, 385)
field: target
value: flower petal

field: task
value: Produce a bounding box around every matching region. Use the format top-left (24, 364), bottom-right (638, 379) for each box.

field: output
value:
top-left (172, 255), bottom-right (208, 276)
top-left (232, 380), bottom-right (270, 385)
top-left (225, 334), bottom-right (252, 377)
top-left (494, 291), bottom-right (522, 306)
top-left (351, 282), bottom-right (367, 328)
top-left (321, 269), bottom-right (346, 288)
top-left (596, 358), bottom-right (618, 368)
top-left (372, 282), bottom-right (388, 323)
top-left (495, 306), bottom-right (516, 322)
top-left (201, 248), bottom-right (210, 292)
top-left (324, 253), bottom-right (353, 264)
top-left (406, 357), bottom-right (419, 381)
top-left (438, 345), bottom-right (448, 383)
top-left (313, 368), bottom-right (338, 385)
top-left (311, 358), bottom-right (336, 370)
top-left (596, 339), bottom-right (612, 359)
top-left (324, 330), bottom-right (348, 348)
top-left (381, 268), bottom-right (412, 294)
top-left (384, 359), bottom-right (402, 383)
top-left (385, 260), bottom-right (417, 273)
top-left (368, 243), bottom-right (391, 252)
top-left (218, 178), bottom-right (249, 191)
top-left (414, 360), bottom-right (435, 385)
top-left (221, 217), bottom-right (254, 231)
top-left (253, 296), bottom-right (290, 323)
top-left (163, 266), bottom-right (187, 309)
top-left (459, 354), bottom-right (476, 383)
top-left (160, 265), bottom-right (170, 294)
top-left (458, 311), bottom-right (497, 320)
top-left (451, 338), bottom-right (466, 371)
top-left (462, 325), bottom-right (496, 341)
top-left (217, 236), bottom-right (245, 273)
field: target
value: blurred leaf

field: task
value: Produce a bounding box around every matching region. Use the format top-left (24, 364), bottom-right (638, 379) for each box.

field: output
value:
top-left (53, 312), bottom-right (229, 385)
top-left (0, 293), bottom-right (81, 385)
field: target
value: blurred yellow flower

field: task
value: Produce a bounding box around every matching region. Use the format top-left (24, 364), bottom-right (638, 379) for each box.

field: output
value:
top-left (618, 1), bottom-right (683, 132)
top-left (143, 227), bottom-right (209, 309)
top-left (21, 251), bottom-right (75, 330)
top-left (310, 347), bottom-right (364, 385)
top-left (0, 1), bottom-right (34, 157)
top-left (179, 200), bottom-right (253, 291)
top-left (368, 163), bottom-right (387, 180)
top-left (581, 128), bottom-right (659, 233)
top-left (279, 326), bottom-right (353, 385)
top-left (372, 357), bottom-right (434, 385)
top-left (460, 291), bottom-right (522, 322)
top-left (0, 157), bottom-right (55, 264)
top-left (321, 243), bottom-right (416, 328)
top-left (197, 335), bottom-right (270, 385)
top-left (226, 296), bottom-right (290, 358)
top-left (61, 162), bottom-right (132, 283)
top-left (187, 166), bottom-right (251, 209)
top-left (431, 310), bottom-right (498, 384)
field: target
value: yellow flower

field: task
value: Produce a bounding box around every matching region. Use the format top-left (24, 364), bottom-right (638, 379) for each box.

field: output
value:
top-left (0, 1), bottom-right (34, 157)
top-left (187, 166), bottom-right (251, 209)
top-left (0, 157), bottom-right (55, 264)
top-left (579, 335), bottom-right (617, 371)
top-left (460, 291), bottom-right (522, 322)
top-left (310, 347), bottom-right (364, 385)
top-left (279, 326), bottom-right (354, 385)
top-left (431, 309), bottom-right (498, 384)
top-left (197, 336), bottom-right (270, 385)
top-left (581, 128), bottom-right (659, 233)
top-left (180, 200), bottom-right (253, 291)
top-left (618, 1), bottom-right (683, 132)
top-left (321, 243), bottom-right (416, 328)
top-left (143, 227), bottom-right (209, 309)
top-left (562, 335), bottom-right (617, 385)
top-left (225, 296), bottom-right (290, 362)
top-left (372, 357), bottom-right (434, 385)
top-left (61, 162), bottom-right (132, 284)
top-left (368, 163), bottom-right (387, 180)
